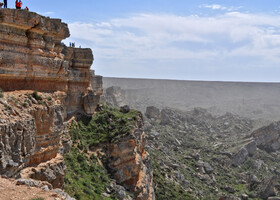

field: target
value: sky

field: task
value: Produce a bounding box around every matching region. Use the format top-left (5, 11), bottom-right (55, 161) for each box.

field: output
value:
top-left (13, 0), bottom-right (280, 82)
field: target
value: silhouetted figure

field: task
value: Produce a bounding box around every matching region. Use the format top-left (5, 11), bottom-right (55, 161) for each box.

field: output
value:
top-left (25, 6), bottom-right (28, 11)
top-left (4, 0), bottom-right (7, 8)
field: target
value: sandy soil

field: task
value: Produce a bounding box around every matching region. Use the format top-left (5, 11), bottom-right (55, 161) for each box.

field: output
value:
top-left (0, 177), bottom-right (63, 200)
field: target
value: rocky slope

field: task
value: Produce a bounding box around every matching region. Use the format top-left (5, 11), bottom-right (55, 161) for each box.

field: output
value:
top-left (65, 105), bottom-right (154, 200)
top-left (104, 85), bottom-right (280, 200)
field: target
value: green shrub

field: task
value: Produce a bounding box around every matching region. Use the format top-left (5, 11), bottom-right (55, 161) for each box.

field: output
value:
top-left (64, 147), bottom-right (111, 200)
top-left (64, 105), bottom-right (140, 200)
top-left (29, 198), bottom-right (45, 200)
top-left (32, 91), bottom-right (42, 101)
top-left (68, 105), bottom-right (140, 150)
top-left (0, 87), bottom-right (3, 98)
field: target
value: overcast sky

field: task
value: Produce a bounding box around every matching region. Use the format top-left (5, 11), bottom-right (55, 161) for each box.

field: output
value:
top-left (17, 0), bottom-right (280, 82)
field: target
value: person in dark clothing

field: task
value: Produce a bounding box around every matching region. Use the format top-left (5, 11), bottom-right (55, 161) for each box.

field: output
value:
top-left (4, 0), bottom-right (7, 8)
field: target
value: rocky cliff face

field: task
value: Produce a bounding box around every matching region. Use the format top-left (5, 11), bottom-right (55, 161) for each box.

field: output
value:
top-left (107, 112), bottom-right (154, 200)
top-left (65, 106), bottom-right (154, 200)
top-left (0, 91), bottom-right (66, 188)
top-left (0, 9), bottom-right (155, 199)
top-left (0, 9), bottom-right (102, 189)
top-left (0, 9), bottom-right (102, 115)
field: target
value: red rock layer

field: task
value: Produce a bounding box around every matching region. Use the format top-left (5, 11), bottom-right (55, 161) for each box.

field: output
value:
top-left (108, 113), bottom-right (155, 200)
top-left (0, 9), bottom-right (102, 115)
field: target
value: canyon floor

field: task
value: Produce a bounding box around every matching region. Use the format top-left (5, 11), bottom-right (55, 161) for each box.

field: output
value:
top-left (103, 77), bottom-right (280, 200)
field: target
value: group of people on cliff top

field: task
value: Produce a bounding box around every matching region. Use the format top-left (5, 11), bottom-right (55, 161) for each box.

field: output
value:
top-left (2, 0), bottom-right (28, 10)
top-left (15, 0), bottom-right (28, 10)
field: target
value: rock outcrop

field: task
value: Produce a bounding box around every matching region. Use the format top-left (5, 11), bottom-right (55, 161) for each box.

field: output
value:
top-left (0, 91), bottom-right (65, 186)
top-left (0, 9), bottom-right (155, 199)
top-left (107, 112), bottom-right (155, 200)
top-left (231, 140), bottom-right (257, 166)
top-left (104, 86), bottom-right (126, 107)
top-left (251, 121), bottom-right (280, 152)
top-left (0, 9), bottom-right (102, 115)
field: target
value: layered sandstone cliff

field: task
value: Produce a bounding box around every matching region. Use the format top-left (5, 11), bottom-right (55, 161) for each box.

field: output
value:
top-left (108, 112), bottom-right (154, 200)
top-left (0, 9), bottom-right (102, 189)
top-left (0, 9), bottom-right (102, 115)
top-left (0, 9), bottom-right (154, 199)
top-left (0, 91), bottom-right (65, 188)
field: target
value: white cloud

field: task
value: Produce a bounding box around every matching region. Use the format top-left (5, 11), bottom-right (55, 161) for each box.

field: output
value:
top-left (202, 4), bottom-right (227, 10)
top-left (200, 4), bottom-right (242, 12)
top-left (39, 11), bottom-right (54, 16)
top-left (67, 12), bottom-right (280, 81)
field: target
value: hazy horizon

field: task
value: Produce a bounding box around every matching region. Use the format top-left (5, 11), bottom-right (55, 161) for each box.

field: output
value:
top-left (104, 76), bottom-right (280, 84)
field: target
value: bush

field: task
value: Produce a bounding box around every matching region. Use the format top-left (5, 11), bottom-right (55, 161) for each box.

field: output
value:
top-left (0, 87), bottom-right (4, 98)
top-left (32, 91), bottom-right (42, 101)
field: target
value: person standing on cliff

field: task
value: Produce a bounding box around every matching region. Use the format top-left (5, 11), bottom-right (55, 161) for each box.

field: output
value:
top-left (15, 0), bottom-right (22, 9)
top-left (4, 0), bottom-right (7, 8)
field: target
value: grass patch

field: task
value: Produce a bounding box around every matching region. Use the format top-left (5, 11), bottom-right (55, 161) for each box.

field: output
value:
top-left (69, 105), bottom-right (141, 151)
top-left (65, 105), bottom-right (140, 200)
top-left (64, 147), bottom-right (113, 200)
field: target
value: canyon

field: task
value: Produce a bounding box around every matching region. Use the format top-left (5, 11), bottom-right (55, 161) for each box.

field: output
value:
top-left (0, 9), bottom-right (154, 200)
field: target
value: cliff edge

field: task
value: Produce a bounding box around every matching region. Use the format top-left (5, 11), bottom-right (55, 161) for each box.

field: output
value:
top-left (0, 9), bottom-right (102, 115)
top-left (0, 9), bottom-right (154, 200)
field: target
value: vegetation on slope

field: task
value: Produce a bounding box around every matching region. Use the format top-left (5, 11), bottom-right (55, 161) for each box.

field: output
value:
top-left (144, 107), bottom-right (272, 199)
top-left (64, 105), bottom-right (140, 200)
top-left (152, 157), bottom-right (196, 200)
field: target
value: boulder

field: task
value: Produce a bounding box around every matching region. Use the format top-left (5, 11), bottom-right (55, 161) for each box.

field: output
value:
top-left (244, 141), bottom-right (257, 156)
top-left (251, 121), bottom-right (280, 152)
top-left (232, 148), bottom-right (249, 167)
top-left (120, 105), bottom-right (130, 113)
top-left (145, 106), bottom-right (160, 119)
top-left (258, 176), bottom-right (278, 199)
top-left (83, 90), bottom-right (100, 115)
top-left (232, 140), bottom-right (257, 166)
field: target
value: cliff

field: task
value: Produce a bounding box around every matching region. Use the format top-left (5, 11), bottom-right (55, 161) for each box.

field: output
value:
top-left (0, 9), bottom-right (154, 200)
top-left (0, 9), bottom-right (102, 115)
top-left (0, 91), bottom-right (66, 188)
top-left (65, 106), bottom-right (155, 200)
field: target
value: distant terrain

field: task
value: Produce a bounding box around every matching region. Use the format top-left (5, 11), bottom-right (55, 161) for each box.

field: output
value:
top-left (103, 77), bottom-right (280, 121)
top-left (103, 77), bottom-right (280, 199)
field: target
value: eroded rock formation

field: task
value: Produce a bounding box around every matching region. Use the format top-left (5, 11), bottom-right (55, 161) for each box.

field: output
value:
top-left (0, 9), bottom-right (155, 199)
top-left (0, 9), bottom-right (102, 115)
top-left (107, 113), bottom-right (155, 200)
top-left (0, 91), bottom-right (65, 185)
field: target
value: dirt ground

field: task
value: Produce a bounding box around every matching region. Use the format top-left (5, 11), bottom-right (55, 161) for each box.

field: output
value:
top-left (0, 177), bottom-right (64, 200)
